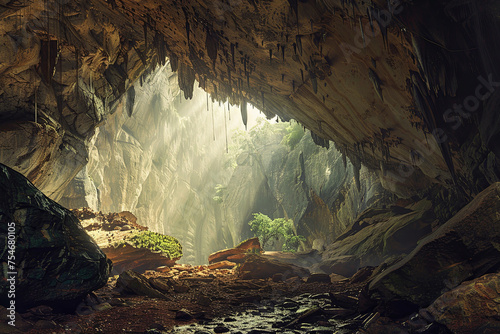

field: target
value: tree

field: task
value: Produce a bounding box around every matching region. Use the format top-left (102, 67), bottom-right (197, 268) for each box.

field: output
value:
top-left (248, 213), bottom-right (305, 252)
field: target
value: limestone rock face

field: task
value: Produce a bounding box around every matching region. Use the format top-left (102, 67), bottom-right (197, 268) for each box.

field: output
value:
top-left (0, 0), bottom-right (147, 200)
top-left (317, 199), bottom-right (436, 277)
top-left (426, 273), bottom-right (500, 334)
top-left (369, 182), bottom-right (500, 308)
top-left (0, 164), bottom-right (111, 310)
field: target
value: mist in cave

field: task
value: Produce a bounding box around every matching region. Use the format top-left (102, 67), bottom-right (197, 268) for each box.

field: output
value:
top-left (81, 64), bottom-right (272, 264)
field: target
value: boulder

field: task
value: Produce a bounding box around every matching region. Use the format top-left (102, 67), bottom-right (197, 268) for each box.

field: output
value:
top-left (369, 183), bottom-right (500, 308)
top-left (208, 260), bottom-right (237, 270)
top-left (318, 200), bottom-right (436, 277)
top-left (102, 244), bottom-right (177, 275)
top-left (426, 273), bottom-right (500, 333)
top-left (0, 164), bottom-right (111, 310)
top-left (208, 237), bottom-right (261, 264)
top-left (116, 270), bottom-right (168, 299)
top-left (237, 254), bottom-right (309, 279)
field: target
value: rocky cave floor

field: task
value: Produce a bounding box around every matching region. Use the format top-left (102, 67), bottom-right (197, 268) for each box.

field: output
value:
top-left (6, 264), bottom-right (445, 334)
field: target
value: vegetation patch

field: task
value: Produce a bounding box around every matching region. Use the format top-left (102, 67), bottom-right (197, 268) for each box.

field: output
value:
top-left (249, 213), bottom-right (305, 252)
top-left (115, 231), bottom-right (183, 260)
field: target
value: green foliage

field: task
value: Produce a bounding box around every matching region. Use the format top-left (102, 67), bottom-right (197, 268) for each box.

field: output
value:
top-left (281, 121), bottom-right (305, 150)
top-left (248, 213), bottom-right (305, 252)
top-left (213, 184), bottom-right (225, 203)
top-left (121, 231), bottom-right (183, 260)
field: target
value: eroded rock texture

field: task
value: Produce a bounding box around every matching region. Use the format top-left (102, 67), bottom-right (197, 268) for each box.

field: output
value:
top-left (0, 164), bottom-right (111, 310)
top-left (369, 182), bottom-right (500, 309)
top-left (1, 0), bottom-right (500, 205)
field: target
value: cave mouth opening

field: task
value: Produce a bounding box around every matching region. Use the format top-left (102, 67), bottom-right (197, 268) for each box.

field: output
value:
top-left (69, 63), bottom-right (327, 266)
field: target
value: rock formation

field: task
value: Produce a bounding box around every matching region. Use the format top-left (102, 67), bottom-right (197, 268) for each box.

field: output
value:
top-left (0, 164), bottom-right (111, 310)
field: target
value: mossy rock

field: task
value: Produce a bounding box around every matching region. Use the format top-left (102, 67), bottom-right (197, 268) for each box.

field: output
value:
top-left (116, 231), bottom-right (182, 260)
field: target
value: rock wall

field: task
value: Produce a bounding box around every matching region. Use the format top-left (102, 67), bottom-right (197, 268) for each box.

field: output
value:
top-left (217, 121), bottom-right (393, 251)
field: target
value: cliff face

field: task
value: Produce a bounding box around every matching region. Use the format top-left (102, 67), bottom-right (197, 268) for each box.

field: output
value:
top-left (218, 121), bottom-right (392, 251)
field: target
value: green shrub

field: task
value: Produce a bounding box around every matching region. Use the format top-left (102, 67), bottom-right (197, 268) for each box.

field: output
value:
top-left (248, 213), bottom-right (305, 252)
top-left (120, 231), bottom-right (183, 260)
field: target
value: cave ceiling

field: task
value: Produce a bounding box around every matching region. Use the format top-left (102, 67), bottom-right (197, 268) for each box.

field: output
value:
top-left (1, 0), bottom-right (500, 199)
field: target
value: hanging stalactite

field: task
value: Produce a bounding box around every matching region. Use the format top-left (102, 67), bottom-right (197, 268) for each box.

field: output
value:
top-left (369, 68), bottom-right (383, 101)
top-left (296, 35), bottom-right (303, 56)
top-left (211, 98), bottom-right (215, 141)
top-left (206, 28), bottom-right (218, 65)
top-left (224, 100), bottom-right (228, 153)
top-left (241, 98), bottom-right (248, 130)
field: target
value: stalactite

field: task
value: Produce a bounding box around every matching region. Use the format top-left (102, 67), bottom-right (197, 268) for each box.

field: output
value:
top-left (231, 43), bottom-right (235, 66)
top-left (241, 99), bottom-right (248, 130)
top-left (293, 43), bottom-right (297, 54)
top-left (34, 89), bottom-right (37, 123)
top-left (269, 49), bottom-right (272, 64)
top-left (282, 74), bottom-right (285, 82)
top-left (182, 7), bottom-right (190, 45)
top-left (287, 0), bottom-right (298, 30)
top-left (372, 7), bottom-right (388, 49)
top-left (301, 69), bottom-right (304, 83)
top-left (224, 101), bottom-right (228, 153)
top-left (282, 45), bottom-right (285, 61)
top-left (296, 35), bottom-right (303, 56)
top-left (206, 28), bottom-right (218, 65)
top-left (369, 68), bottom-right (383, 101)
top-left (367, 7), bottom-right (374, 32)
top-left (310, 131), bottom-right (329, 149)
top-left (261, 91), bottom-right (265, 110)
top-left (359, 17), bottom-right (366, 47)
top-left (292, 80), bottom-right (295, 91)
top-left (211, 99), bottom-right (215, 141)
top-left (75, 49), bottom-right (79, 100)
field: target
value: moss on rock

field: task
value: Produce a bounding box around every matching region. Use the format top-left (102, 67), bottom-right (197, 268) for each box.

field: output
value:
top-left (116, 231), bottom-right (183, 260)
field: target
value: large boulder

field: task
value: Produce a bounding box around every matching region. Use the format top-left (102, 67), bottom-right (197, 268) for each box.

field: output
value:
top-left (237, 254), bottom-right (309, 279)
top-left (0, 164), bottom-right (112, 310)
top-left (208, 237), bottom-right (262, 264)
top-left (317, 199), bottom-right (436, 277)
top-left (426, 273), bottom-right (500, 333)
top-left (369, 183), bottom-right (500, 309)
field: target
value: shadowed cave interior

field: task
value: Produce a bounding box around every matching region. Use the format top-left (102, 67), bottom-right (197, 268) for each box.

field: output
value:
top-left (1, 0), bottom-right (500, 333)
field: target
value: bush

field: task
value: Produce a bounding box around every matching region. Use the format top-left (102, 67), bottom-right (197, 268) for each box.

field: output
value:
top-left (119, 231), bottom-right (183, 260)
top-left (248, 213), bottom-right (305, 252)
